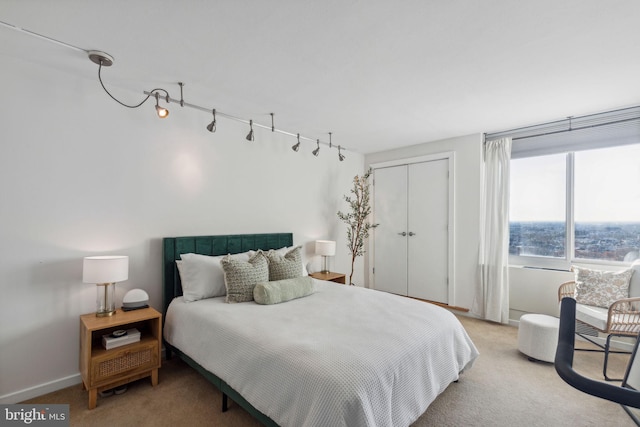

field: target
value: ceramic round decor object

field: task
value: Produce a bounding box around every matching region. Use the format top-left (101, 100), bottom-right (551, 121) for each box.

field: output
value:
top-left (122, 289), bottom-right (149, 309)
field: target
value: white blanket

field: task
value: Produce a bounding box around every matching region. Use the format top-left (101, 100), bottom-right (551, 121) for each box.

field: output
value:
top-left (164, 280), bottom-right (478, 427)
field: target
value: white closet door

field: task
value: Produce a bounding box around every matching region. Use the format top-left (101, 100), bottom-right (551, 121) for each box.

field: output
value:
top-left (373, 166), bottom-right (408, 295)
top-left (407, 159), bottom-right (449, 303)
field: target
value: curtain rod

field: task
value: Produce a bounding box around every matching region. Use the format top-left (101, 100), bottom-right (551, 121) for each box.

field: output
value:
top-left (485, 105), bottom-right (640, 143)
top-left (511, 116), bottom-right (640, 142)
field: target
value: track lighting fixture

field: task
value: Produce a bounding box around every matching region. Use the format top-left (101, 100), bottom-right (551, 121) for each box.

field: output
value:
top-left (1, 22), bottom-right (353, 163)
top-left (292, 133), bottom-right (301, 152)
top-left (206, 109), bottom-right (217, 132)
top-left (246, 120), bottom-right (255, 141)
top-left (155, 93), bottom-right (169, 118)
top-left (86, 49), bottom-right (348, 160)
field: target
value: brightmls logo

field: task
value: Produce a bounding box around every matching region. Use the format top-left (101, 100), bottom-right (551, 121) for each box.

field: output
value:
top-left (1, 405), bottom-right (68, 426)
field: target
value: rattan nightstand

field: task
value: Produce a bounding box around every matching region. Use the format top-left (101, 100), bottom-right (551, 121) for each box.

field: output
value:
top-left (79, 307), bottom-right (161, 409)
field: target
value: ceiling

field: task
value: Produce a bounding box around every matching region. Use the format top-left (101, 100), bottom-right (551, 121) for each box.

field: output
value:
top-left (2, 0), bottom-right (639, 154)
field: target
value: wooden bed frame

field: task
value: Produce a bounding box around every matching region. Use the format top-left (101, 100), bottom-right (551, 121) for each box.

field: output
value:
top-left (162, 233), bottom-right (293, 427)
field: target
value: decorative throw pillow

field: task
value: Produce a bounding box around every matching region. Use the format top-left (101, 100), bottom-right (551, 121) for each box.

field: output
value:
top-left (221, 251), bottom-right (269, 303)
top-left (572, 266), bottom-right (634, 308)
top-left (266, 246), bottom-right (303, 281)
top-left (179, 252), bottom-right (250, 302)
top-left (253, 276), bottom-right (315, 305)
top-left (249, 246), bottom-right (309, 276)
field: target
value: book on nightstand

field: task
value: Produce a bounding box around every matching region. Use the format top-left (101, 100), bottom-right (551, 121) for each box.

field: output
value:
top-left (102, 328), bottom-right (141, 350)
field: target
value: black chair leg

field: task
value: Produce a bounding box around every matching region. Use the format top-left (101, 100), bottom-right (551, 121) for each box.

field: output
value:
top-left (604, 334), bottom-right (614, 381)
top-left (603, 334), bottom-right (634, 382)
top-left (222, 393), bottom-right (228, 412)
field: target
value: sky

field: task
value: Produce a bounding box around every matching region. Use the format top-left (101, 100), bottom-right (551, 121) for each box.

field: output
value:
top-left (510, 143), bottom-right (640, 222)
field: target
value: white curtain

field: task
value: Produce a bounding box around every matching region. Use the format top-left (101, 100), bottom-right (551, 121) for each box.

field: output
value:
top-left (472, 137), bottom-right (512, 324)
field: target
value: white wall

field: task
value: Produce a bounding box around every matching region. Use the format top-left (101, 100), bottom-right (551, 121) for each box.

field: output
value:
top-left (365, 134), bottom-right (483, 310)
top-left (0, 54), bottom-right (364, 402)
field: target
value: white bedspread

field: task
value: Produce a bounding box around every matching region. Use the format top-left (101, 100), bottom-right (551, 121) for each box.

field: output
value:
top-left (164, 279), bottom-right (478, 427)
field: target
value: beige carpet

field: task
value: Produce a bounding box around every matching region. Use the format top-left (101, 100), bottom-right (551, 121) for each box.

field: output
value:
top-left (24, 315), bottom-right (635, 426)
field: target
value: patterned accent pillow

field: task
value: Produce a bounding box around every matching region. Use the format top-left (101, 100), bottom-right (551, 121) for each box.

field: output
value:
top-left (266, 246), bottom-right (303, 281)
top-left (221, 251), bottom-right (269, 303)
top-left (573, 266), bottom-right (634, 308)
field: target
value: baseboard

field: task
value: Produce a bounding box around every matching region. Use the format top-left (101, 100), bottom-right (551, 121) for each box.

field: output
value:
top-left (0, 348), bottom-right (169, 404)
top-left (0, 373), bottom-right (82, 404)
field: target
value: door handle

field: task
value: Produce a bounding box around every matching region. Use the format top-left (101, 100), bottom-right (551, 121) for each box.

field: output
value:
top-left (408, 232), bottom-right (416, 236)
top-left (398, 232), bottom-right (407, 236)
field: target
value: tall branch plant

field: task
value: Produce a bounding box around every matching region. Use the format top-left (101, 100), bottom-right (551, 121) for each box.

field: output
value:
top-left (337, 168), bottom-right (372, 286)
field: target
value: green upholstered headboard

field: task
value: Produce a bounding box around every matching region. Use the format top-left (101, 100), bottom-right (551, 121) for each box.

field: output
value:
top-left (162, 233), bottom-right (293, 314)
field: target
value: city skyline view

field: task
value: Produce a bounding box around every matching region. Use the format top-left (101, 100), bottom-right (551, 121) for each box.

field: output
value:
top-left (509, 221), bottom-right (640, 262)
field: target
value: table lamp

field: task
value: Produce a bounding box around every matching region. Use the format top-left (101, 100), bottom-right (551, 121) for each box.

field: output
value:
top-left (315, 240), bottom-right (336, 274)
top-left (83, 255), bottom-right (129, 317)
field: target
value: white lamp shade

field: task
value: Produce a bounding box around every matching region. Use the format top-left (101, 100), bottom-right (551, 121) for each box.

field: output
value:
top-left (83, 256), bottom-right (129, 284)
top-left (315, 240), bottom-right (336, 256)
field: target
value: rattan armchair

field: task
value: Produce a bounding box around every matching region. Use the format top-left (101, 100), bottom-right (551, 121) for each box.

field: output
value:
top-left (558, 260), bottom-right (640, 381)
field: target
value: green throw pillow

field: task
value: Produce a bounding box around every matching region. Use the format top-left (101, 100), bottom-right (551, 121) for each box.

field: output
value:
top-left (254, 276), bottom-right (314, 305)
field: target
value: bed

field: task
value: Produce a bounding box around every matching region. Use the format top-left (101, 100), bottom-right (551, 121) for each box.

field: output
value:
top-left (162, 233), bottom-right (479, 427)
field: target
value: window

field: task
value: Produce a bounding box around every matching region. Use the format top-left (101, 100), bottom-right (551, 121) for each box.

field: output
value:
top-left (488, 106), bottom-right (640, 268)
top-left (509, 153), bottom-right (566, 259)
top-left (509, 144), bottom-right (640, 267)
top-left (574, 144), bottom-right (640, 262)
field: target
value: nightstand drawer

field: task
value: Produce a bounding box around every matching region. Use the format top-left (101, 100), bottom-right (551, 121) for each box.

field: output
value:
top-left (90, 340), bottom-right (159, 387)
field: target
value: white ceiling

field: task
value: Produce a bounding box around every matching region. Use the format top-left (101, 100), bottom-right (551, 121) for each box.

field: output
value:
top-left (2, 0), bottom-right (640, 154)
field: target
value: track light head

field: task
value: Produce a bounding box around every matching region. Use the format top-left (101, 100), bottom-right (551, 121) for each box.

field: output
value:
top-left (312, 139), bottom-right (320, 157)
top-left (207, 109), bottom-right (217, 132)
top-left (292, 133), bottom-right (301, 152)
top-left (156, 105), bottom-right (169, 118)
top-left (155, 93), bottom-right (169, 118)
top-left (246, 120), bottom-right (254, 141)
top-left (338, 146), bottom-right (345, 161)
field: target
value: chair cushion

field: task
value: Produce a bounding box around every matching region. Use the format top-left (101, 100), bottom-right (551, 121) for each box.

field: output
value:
top-left (575, 303), bottom-right (608, 332)
top-left (572, 266), bottom-right (634, 308)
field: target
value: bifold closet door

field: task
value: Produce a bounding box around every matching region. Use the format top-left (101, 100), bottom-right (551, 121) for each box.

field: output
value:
top-left (407, 159), bottom-right (449, 303)
top-left (372, 166), bottom-right (408, 295)
top-left (373, 159), bottom-right (449, 304)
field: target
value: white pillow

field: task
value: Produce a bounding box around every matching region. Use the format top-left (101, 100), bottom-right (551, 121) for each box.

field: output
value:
top-left (249, 246), bottom-right (309, 276)
top-left (179, 252), bottom-right (250, 302)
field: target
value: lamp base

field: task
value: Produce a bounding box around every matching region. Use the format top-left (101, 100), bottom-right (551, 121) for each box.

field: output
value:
top-left (96, 282), bottom-right (116, 317)
top-left (96, 310), bottom-right (115, 318)
top-left (321, 256), bottom-right (330, 274)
